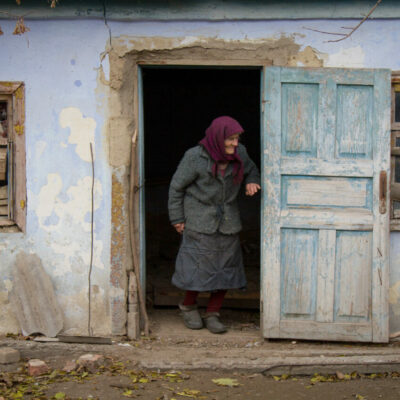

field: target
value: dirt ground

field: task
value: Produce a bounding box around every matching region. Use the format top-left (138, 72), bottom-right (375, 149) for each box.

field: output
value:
top-left (38, 371), bottom-right (400, 400)
top-left (2, 308), bottom-right (400, 399)
top-left (2, 359), bottom-right (400, 399)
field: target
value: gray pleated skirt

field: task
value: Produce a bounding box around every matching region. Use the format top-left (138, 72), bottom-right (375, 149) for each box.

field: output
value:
top-left (172, 229), bottom-right (246, 292)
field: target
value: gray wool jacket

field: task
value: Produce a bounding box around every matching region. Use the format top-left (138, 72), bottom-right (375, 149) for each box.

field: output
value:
top-left (168, 144), bottom-right (260, 234)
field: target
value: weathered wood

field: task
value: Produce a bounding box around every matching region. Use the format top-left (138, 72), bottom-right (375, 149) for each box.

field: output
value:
top-left (262, 66), bottom-right (390, 343)
top-left (380, 171), bottom-right (387, 214)
top-left (336, 85), bottom-right (372, 158)
top-left (391, 182), bottom-right (400, 201)
top-left (278, 320), bottom-right (372, 342)
top-left (57, 335), bottom-right (111, 344)
top-left (316, 230), bottom-right (336, 323)
top-left (0, 219), bottom-right (16, 226)
top-left (284, 176), bottom-right (370, 208)
top-left (371, 69), bottom-right (391, 343)
top-left (335, 231), bottom-right (372, 321)
top-left (12, 83), bottom-right (26, 231)
top-left (0, 82), bottom-right (22, 95)
top-left (0, 185), bottom-right (7, 199)
top-left (0, 147), bottom-right (6, 181)
top-left (0, 206), bottom-right (7, 215)
top-left (280, 208), bottom-right (373, 228)
top-left (281, 158), bottom-right (373, 177)
top-left (391, 220), bottom-right (400, 231)
top-left (281, 229), bottom-right (317, 317)
top-left (280, 68), bottom-right (374, 86)
top-left (262, 66), bottom-right (282, 337)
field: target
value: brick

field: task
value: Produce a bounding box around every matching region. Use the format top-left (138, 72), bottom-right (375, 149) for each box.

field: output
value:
top-left (77, 354), bottom-right (104, 373)
top-left (63, 359), bottom-right (77, 373)
top-left (0, 347), bottom-right (20, 364)
top-left (27, 359), bottom-right (49, 376)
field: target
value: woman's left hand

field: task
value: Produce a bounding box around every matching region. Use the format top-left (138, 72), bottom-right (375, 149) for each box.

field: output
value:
top-left (245, 183), bottom-right (261, 196)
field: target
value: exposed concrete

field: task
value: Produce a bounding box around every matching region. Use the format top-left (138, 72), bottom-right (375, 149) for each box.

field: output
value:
top-left (3, 337), bottom-right (400, 376)
top-left (0, 347), bottom-right (20, 364)
top-left (10, 252), bottom-right (64, 338)
top-left (287, 45), bottom-right (324, 67)
top-left (110, 169), bottom-right (130, 335)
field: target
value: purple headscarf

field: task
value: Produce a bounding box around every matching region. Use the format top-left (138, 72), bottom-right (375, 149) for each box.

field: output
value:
top-left (199, 116), bottom-right (244, 184)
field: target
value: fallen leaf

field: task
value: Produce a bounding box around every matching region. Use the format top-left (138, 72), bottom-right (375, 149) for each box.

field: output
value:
top-left (54, 392), bottom-right (66, 400)
top-left (176, 389), bottom-right (201, 398)
top-left (310, 374), bottom-right (328, 383)
top-left (49, 370), bottom-right (59, 379)
top-left (355, 395), bottom-right (364, 400)
top-left (336, 371), bottom-right (345, 380)
top-left (212, 378), bottom-right (240, 387)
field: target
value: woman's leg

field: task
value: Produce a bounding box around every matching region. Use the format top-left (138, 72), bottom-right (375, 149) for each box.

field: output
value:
top-left (204, 290), bottom-right (228, 334)
top-left (182, 290), bottom-right (199, 306)
top-left (179, 290), bottom-right (202, 330)
top-left (206, 290), bottom-right (227, 313)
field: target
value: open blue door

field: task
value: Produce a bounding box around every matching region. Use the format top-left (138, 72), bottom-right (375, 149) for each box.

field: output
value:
top-left (261, 67), bottom-right (391, 342)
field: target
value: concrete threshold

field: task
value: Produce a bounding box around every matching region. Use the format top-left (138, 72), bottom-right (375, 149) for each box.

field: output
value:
top-left (2, 309), bottom-right (400, 376)
top-left (2, 337), bottom-right (400, 376)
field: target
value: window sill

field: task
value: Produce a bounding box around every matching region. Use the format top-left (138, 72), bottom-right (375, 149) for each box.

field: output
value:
top-left (0, 218), bottom-right (20, 232)
top-left (391, 220), bottom-right (400, 232)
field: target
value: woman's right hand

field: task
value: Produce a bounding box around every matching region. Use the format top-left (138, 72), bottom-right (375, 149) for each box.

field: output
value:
top-left (173, 222), bottom-right (185, 234)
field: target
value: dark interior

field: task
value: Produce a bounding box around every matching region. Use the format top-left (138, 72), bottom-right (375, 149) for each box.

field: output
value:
top-left (143, 67), bottom-right (261, 309)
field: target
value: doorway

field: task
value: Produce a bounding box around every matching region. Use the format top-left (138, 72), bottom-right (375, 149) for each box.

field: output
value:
top-left (141, 67), bottom-right (261, 318)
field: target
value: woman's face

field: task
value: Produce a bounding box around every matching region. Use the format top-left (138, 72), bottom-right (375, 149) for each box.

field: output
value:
top-left (224, 133), bottom-right (240, 154)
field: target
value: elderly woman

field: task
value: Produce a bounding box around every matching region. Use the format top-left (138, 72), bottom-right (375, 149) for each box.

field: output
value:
top-left (168, 116), bottom-right (260, 334)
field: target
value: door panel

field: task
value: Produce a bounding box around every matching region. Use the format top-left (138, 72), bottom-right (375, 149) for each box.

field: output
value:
top-left (281, 228), bottom-right (318, 319)
top-left (282, 83), bottom-right (318, 156)
top-left (336, 85), bottom-right (373, 158)
top-left (334, 231), bottom-right (372, 322)
top-left (261, 67), bottom-right (391, 342)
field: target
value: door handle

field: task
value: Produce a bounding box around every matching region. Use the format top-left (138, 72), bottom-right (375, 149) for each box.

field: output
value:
top-left (379, 170), bottom-right (387, 214)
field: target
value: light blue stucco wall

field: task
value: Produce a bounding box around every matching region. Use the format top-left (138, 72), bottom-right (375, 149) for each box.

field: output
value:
top-left (1, 15), bottom-right (400, 336)
top-left (0, 20), bottom-right (112, 335)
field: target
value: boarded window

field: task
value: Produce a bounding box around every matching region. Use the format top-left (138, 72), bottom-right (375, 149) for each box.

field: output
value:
top-left (0, 83), bottom-right (26, 231)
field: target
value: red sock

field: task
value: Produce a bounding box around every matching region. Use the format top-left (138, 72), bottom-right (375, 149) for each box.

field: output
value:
top-left (206, 290), bottom-right (227, 313)
top-left (182, 290), bottom-right (199, 306)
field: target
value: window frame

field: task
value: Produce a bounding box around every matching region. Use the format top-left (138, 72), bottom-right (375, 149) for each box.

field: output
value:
top-left (0, 82), bottom-right (26, 232)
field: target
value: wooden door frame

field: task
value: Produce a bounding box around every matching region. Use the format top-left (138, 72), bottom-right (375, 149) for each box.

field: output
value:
top-left (136, 63), bottom-right (265, 301)
top-left (106, 35), bottom-right (310, 335)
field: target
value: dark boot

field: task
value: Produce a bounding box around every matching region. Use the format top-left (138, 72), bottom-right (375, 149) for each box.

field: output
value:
top-left (203, 312), bottom-right (227, 334)
top-left (179, 303), bottom-right (203, 330)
